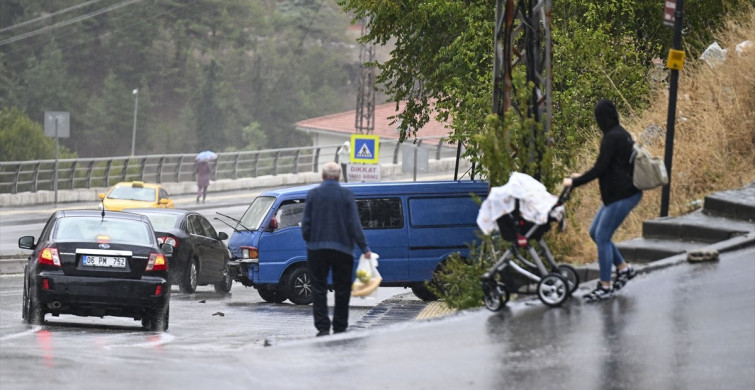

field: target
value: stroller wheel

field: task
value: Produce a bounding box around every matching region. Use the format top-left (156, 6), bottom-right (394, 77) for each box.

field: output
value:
top-left (537, 273), bottom-right (569, 307)
top-left (482, 278), bottom-right (509, 312)
top-left (557, 264), bottom-right (580, 293)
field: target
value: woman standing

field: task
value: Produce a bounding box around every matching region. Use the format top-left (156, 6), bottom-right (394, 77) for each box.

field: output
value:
top-left (563, 100), bottom-right (641, 301)
top-left (338, 141), bottom-right (350, 182)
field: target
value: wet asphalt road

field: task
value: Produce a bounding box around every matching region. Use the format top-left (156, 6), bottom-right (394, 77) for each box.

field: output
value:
top-left (1, 246), bottom-right (753, 389)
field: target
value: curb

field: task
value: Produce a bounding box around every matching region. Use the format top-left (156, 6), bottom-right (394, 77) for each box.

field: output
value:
top-left (355, 232), bottom-right (755, 326)
top-left (0, 258), bottom-right (25, 275)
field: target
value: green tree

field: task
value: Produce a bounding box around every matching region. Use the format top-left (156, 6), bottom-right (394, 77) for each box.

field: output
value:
top-left (196, 60), bottom-right (225, 152)
top-left (78, 72), bottom-right (134, 157)
top-left (0, 107), bottom-right (65, 161)
top-left (21, 40), bottom-right (80, 124)
top-left (338, 0), bottom-right (750, 181)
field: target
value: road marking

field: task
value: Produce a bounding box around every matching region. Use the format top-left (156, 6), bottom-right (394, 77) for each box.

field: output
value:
top-left (0, 326), bottom-right (42, 341)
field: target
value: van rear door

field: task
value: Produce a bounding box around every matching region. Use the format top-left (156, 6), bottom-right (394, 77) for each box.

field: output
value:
top-left (407, 195), bottom-right (482, 281)
top-left (356, 197), bottom-right (408, 281)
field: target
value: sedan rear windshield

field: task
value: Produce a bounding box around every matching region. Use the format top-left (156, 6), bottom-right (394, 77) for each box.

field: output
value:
top-left (137, 214), bottom-right (179, 231)
top-left (55, 217), bottom-right (154, 245)
top-left (108, 186), bottom-right (156, 202)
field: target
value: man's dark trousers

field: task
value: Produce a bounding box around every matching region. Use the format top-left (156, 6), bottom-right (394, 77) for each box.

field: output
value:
top-left (307, 249), bottom-right (354, 333)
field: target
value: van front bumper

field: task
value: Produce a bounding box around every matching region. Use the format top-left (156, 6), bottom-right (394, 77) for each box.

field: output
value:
top-left (229, 259), bottom-right (259, 287)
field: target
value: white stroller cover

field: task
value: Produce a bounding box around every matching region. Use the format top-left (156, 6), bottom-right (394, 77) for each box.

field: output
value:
top-left (477, 172), bottom-right (561, 234)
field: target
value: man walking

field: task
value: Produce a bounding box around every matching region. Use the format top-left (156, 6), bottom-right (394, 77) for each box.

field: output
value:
top-left (302, 162), bottom-right (371, 336)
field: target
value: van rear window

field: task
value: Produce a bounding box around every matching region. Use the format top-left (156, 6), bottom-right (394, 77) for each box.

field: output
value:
top-left (409, 197), bottom-right (479, 227)
top-left (356, 198), bottom-right (403, 229)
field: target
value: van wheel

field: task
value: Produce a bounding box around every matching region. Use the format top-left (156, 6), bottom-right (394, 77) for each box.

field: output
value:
top-left (411, 283), bottom-right (438, 301)
top-left (258, 287), bottom-right (287, 303)
top-left (213, 265), bottom-right (233, 294)
top-left (284, 266), bottom-right (313, 305)
top-left (412, 259), bottom-right (454, 301)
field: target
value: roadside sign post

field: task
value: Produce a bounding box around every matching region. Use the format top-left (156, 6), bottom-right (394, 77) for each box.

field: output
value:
top-left (44, 112), bottom-right (70, 207)
top-left (347, 134), bottom-right (381, 182)
top-left (661, 0), bottom-right (684, 217)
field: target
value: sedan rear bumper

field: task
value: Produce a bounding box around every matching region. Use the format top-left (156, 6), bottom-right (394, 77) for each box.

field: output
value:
top-left (34, 273), bottom-right (169, 318)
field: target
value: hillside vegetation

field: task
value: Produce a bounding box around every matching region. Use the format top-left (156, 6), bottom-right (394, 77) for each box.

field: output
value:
top-left (556, 8), bottom-right (755, 264)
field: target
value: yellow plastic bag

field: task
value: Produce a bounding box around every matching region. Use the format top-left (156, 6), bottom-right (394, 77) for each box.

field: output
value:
top-left (351, 253), bottom-right (381, 298)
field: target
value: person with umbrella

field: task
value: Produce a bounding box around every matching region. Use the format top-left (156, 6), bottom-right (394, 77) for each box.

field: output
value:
top-left (195, 151), bottom-right (216, 203)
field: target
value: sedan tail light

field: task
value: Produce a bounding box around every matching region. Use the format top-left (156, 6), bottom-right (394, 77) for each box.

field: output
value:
top-left (157, 236), bottom-right (178, 247)
top-left (145, 252), bottom-right (167, 271)
top-left (39, 247), bottom-right (61, 267)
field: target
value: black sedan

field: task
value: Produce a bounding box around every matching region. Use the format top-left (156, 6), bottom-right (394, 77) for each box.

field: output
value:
top-left (125, 208), bottom-right (232, 294)
top-left (18, 210), bottom-right (172, 331)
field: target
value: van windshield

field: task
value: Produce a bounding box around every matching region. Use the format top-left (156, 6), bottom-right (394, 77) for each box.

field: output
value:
top-left (238, 196), bottom-right (276, 231)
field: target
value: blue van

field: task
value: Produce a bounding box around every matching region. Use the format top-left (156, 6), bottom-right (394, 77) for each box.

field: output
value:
top-left (224, 180), bottom-right (489, 304)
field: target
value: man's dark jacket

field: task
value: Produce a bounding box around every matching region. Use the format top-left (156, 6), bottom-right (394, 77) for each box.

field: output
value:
top-left (301, 180), bottom-right (370, 256)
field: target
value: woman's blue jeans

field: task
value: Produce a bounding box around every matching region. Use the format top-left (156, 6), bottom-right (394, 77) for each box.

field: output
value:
top-left (589, 191), bottom-right (643, 282)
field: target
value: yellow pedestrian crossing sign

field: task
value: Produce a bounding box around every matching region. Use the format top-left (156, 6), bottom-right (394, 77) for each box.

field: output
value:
top-left (350, 134), bottom-right (380, 164)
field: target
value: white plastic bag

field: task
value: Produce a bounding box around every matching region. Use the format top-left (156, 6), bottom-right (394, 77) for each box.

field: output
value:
top-left (736, 40), bottom-right (752, 57)
top-left (351, 252), bottom-right (381, 298)
top-left (700, 42), bottom-right (728, 67)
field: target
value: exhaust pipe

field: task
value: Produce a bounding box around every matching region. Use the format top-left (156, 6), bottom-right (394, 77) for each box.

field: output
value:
top-left (48, 301), bottom-right (62, 309)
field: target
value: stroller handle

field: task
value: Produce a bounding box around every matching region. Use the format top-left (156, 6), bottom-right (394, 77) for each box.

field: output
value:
top-left (556, 185), bottom-right (573, 206)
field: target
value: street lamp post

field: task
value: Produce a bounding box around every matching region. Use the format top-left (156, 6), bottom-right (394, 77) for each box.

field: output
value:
top-left (131, 88), bottom-right (139, 156)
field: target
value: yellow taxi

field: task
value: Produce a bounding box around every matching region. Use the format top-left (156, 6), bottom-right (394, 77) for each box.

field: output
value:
top-left (98, 181), bottom-right (175, 211)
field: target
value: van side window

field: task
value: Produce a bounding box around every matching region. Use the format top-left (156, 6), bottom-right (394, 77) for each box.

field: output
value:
top-left (356, 198), bottom-right (403, 229)
top-left (409, 196), bottom-right (479, 227)
top-left (275, 200), bottom-right (305, 229)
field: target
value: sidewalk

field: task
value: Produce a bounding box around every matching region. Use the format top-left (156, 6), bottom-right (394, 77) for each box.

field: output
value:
top-left (357, 181), bottom-right (755, 327)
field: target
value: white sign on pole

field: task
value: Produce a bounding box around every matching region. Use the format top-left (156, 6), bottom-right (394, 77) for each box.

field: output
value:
top-left (663, 0), bottom-right (676, 27)
top-left (347, 164), bottom-right (381, 182)
top-left (44, 112), bottom-right (70, 138)
top-left (44, 111), bottom-right (69, 207)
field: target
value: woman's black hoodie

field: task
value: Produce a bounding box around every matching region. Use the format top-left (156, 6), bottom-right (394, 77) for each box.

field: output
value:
top-left (571, 100), bottom-right (640, 205)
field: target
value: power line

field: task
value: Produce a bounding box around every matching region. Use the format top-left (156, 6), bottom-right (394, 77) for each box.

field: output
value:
top-left (0, 0), bottom-right (142, 47)
top-left (0, 1), bottom-right (187, 70)
top-left (0, 0), bottom-right (106, 34)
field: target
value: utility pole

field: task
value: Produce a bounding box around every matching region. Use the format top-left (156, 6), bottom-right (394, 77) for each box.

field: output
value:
top-left (492, 0), bottom-right (553, 181)
top-left (131, 88), bottom-right (139, 156)
top-left (355, 18), bottom-right (375, 135)
top-left (661, 0), bottom-right (685, 217)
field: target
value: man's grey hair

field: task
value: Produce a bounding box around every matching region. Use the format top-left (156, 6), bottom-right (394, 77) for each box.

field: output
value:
top-left (322, 162), bottom-right (341, 180)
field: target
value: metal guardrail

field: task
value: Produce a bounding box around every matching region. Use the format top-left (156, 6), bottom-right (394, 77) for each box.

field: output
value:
top-left (0, 137), bottom-right (459, 194)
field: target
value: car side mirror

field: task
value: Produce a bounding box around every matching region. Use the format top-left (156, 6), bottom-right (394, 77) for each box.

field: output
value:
top-left (98, 193), bottom-right (105, 200)
top-left (18, 236), bottom-right (35, 250)
top-left (159, 198), bottom-right (169, 205)
top-left (266, 218), bottom-right (278, 232)
top-left (160, 243), bottom-right (174, 256)
top-left (217, 231), bottom-right (228, 240)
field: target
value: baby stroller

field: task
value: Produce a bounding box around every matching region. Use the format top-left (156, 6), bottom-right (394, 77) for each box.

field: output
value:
top-left (478, 174), bottom-right (579, 310)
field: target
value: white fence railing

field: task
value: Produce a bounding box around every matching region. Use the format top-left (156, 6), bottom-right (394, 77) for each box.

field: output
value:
top-left (0, 137), bottom-right (464, 194)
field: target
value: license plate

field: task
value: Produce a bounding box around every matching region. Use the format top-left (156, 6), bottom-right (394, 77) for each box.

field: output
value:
top-left (82, 255), bottom-right (127, 268)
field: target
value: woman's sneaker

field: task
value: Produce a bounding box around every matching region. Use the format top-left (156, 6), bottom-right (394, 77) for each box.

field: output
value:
top-left (613, 265), bottom-right (637, 290)
top-left (584, 282), bottom-right (613, 302)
